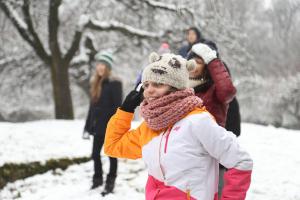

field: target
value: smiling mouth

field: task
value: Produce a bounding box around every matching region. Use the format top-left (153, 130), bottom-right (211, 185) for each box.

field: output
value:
top-left (147, 97), bottom-right (158, 101)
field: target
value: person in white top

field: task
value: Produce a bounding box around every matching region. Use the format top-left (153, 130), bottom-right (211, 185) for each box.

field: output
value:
top-left (104, 52), bottom-right (253, 200)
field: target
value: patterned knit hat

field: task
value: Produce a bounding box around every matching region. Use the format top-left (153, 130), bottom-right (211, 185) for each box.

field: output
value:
top-left (94, 51), bottom-right (114, 69)
top-left (142, 52), bottom-right (196, 89)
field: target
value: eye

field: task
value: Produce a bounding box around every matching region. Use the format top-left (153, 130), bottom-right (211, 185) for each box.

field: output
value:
top-left (195, 58), bottom-right (204, 65)
top-left (142, 82), bottom-right (149, 89)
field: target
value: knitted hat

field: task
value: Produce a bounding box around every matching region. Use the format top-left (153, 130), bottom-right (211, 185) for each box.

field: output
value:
top-left (94, 51), bottom-right (114, 69)
top-left (142, 52), bottom-right (196, 89)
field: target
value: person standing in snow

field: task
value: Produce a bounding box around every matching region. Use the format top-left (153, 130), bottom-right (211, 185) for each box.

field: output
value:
top-left (104, 52), bottom-right (252, 199)
top-left (187, 42), bottom-right (241, 197)
top-left (83, 51), bottom-right (122, 195)
top-left (178, 27), bottom-right (240, 136)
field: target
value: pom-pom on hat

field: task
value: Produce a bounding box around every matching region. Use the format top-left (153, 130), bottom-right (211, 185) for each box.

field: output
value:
top-left (94, 51), bottom-right (114, 69)
top-left (142, 52), bottom-right (196, 89)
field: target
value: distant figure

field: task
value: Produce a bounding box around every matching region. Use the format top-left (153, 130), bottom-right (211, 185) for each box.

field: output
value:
top-left (158, 42), bottom-right (171, 54)
top-left (178, 27), bottom-right (202, 58)
top-left (178, 27), bottom-right (218, 58)
top-left (83, 51), bottom-right (122, 195)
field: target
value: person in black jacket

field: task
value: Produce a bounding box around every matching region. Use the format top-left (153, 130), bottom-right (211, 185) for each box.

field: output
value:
top-left (178, 27), bottom-right (218, 59)
top-left (83, 52), bottom-right (122, 195)
top-left (223, 63), bottom-right (241, 137)
top-left (178, 27), bottom-right (202, 58)
top-left (225, 98), bottom-right (241, 136)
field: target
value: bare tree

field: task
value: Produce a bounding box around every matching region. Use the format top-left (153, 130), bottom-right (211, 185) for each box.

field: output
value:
top-left (0, 0), bottom-right (180, 119)
top-left (0, 0), bottom-right (81, 119)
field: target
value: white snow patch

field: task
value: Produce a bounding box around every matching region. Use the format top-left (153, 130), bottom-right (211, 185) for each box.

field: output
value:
top-left (0, 121), bottom-right (300, 199)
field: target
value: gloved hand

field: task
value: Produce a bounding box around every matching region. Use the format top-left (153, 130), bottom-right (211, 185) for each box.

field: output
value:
top-left (120, 83), bottom-right (144, 113)
top-left (191, 43), bottom-right (217, 64)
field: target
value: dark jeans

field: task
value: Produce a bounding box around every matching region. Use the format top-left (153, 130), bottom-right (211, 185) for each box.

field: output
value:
top-left (92, 134), bottom-right (118, 179)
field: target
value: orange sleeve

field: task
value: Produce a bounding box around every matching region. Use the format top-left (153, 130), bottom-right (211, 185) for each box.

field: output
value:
top-left (104, 108), bottom-right (142, 159)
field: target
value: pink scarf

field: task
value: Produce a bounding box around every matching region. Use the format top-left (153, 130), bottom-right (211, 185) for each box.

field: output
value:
top-left (140, 88), bottom-right (203, 131)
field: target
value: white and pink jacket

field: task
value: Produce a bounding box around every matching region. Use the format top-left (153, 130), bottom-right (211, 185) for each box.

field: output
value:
top-left (104, 107), bottom-right (253, 200)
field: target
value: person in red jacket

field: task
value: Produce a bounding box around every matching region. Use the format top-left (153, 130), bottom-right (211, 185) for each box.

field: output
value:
top-left (187, 42), bottom-right (237, 198)
top-left (187, 43), bottom-right (236, 127)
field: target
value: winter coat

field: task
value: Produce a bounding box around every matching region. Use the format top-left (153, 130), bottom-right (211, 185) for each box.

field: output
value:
top-left (225, 97), bottom-right (241, 137)
top-left (104, 108), bottom-right (252, 200)
top-left (194, 59), bottom-right (236, 127)
top-left (221, 62), bottom-right (241, 137)
top-left (84, 78), bottom-right (122, 136)
top-left (178, 44), bottom-right (192, 58)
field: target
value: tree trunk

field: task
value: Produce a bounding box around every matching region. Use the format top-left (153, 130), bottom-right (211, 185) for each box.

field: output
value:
top-left (50, 59), bottom-right (74, 119)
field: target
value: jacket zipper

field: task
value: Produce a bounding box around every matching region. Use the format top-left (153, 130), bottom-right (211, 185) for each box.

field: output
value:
top-left (158, 127), bottom-right (172, 181)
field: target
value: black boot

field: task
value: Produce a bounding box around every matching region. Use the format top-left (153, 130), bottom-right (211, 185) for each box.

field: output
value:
top-left (101, 175), bottom-right (116, 196)
top-left (91, 176), bottom-right (103, 189)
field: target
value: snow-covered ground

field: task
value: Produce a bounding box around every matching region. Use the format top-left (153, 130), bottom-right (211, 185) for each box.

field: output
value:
top-left (0, 120), bottom-right (300, 200)
top-left (0, 120), bottom-right (91, 166)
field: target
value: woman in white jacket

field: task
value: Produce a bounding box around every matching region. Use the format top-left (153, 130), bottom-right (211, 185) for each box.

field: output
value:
top-left (104, 52), bottom-right (252, 200)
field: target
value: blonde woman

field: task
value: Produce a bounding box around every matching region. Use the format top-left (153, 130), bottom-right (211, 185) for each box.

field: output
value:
top-left (83, 52), bottom-right (122, 195)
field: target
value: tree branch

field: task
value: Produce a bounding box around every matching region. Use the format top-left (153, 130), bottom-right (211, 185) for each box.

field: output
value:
top-left (22, 0), bottom-right (50, 64)
top-left (48, 0), bottom-right (62, 60)
top-left (144, 0), bottom-right (194, 18)
top-left (86, 19), bottom-right (163, 39)
top-left (64, 30), bottom-right (83, 64)
top-left (0, 0), bottom-right (51, 65)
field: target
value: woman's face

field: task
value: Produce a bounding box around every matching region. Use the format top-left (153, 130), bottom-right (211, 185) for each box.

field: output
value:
top-left (96, 63), bottom-right (108, 77)
top-left (189, 57), bottom-right (205, 78)
top-left (187, 29), bottom-right (198, 44)
top-left (143, 81), bottom-right (172, 102)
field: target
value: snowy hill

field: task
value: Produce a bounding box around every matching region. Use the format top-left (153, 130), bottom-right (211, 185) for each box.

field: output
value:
top-left (0, 120), bottom-right (300, 200)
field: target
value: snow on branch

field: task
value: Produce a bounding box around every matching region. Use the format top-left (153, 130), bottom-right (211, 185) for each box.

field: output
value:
top-left (145, 0), bottom-right (194, 16)
top-left (0, 1), bottom-right (28, 30)
top-left (86, 19), bottom-right (163, 39)
top-left (0, 1), bottom-right (51, 65)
